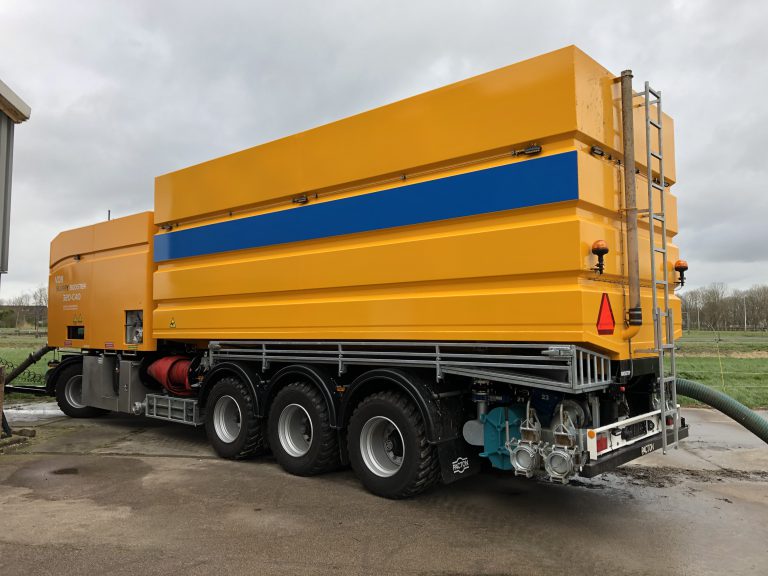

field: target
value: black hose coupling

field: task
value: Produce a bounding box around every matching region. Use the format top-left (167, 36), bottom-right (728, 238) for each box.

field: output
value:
top-left (628, 307), bottom-right (643, 326)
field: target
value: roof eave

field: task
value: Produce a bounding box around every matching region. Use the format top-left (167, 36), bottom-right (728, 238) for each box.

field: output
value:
top-left (0, 78), bottom-right (31, 123)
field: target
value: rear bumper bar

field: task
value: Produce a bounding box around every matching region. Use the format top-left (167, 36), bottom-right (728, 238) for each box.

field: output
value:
top-left (579, 424), bottom-right (689, 478)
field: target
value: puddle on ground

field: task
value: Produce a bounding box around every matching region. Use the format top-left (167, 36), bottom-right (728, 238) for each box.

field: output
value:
top-left (2, 455), bottom-right (154, 508)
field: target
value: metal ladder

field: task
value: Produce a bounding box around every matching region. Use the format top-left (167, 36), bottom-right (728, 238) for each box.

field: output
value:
top-left (639, 82), bottom-right (679, 453)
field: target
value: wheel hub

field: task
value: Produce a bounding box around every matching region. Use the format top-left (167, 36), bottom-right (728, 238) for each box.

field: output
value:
top-left (64, 375), bottom-right (85, 409)
top-left (213, 395), bottom-right (242, 443)
top-left (278, 403), bottom-right (313, 457)
top-left (359, 416), bottom-right (405, 478)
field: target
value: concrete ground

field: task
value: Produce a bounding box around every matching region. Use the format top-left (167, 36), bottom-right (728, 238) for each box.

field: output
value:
top-left (1, 402), bottom-right (766, 576)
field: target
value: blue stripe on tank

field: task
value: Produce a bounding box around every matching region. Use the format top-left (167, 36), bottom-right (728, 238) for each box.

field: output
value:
top-left (154, 150), bottom-right (578, 262)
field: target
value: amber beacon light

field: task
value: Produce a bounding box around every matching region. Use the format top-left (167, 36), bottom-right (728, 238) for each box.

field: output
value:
top-left (674, 260), bottom-right (688, 287)
top-left (591, 240), bottom-right (609, 274)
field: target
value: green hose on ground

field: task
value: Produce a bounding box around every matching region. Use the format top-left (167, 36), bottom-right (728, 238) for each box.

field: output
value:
top-left (676, 377), bottom-right (768, 445)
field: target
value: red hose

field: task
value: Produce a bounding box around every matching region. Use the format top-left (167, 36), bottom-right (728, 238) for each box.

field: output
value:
top-left (147, 356), bottom-right (193, 397)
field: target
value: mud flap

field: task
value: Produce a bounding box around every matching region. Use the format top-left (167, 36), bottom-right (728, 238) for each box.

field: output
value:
top-left (437, 438), bottom-right (482, 484)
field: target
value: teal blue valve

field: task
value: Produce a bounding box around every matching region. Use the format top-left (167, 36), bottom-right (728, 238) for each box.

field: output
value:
top-left (479, 406), bottom-right (525, 470)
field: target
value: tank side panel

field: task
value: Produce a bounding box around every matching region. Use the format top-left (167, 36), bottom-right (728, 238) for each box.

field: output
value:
top-left (153, 140), bottom-right (679, 359)
top-left (154, 46), bottom-right (580, 225)
top-left (154, 150), bottom-right (579, 262)
top-left (153, 145), bottom-right (611, 355)
top-left (154, 216), bottom-right (582, 301)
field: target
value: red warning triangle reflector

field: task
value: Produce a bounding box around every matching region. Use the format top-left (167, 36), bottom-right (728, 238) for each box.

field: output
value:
top-left (596, 293), bottom-right (616, 335)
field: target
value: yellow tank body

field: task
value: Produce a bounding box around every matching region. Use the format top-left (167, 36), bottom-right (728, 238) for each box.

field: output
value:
top-left (49, 46), bottom-right (681, 361)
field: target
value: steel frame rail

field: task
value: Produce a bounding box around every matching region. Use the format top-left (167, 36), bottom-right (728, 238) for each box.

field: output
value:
top-left (209, 340), bottom-right (613, 394)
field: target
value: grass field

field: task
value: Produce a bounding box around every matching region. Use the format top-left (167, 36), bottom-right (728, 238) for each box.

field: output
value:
top-left (1, 329), bottom-right (767, 407)
top-left (677, 330), bottom-right (768, 408)
top-left (0, 330), bottom-right (55, 400)
top-left (677, 329), bottom-right (768, 354)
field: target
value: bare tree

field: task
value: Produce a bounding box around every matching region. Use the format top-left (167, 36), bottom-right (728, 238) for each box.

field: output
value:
top-left (680, 288), bottom-right (703, 330)
top-left (750, 285), bottom-right (768, 330)
top-left (32, 285), bottom-right (48, 307)
top-left (701, 283), bottom-right (729, 330)
top-left (680, 283), bottom-right (768, 332)
top-left (10, 292), bottom-right (32, 328)
top-left (32, 286), bottom-right (48, 334)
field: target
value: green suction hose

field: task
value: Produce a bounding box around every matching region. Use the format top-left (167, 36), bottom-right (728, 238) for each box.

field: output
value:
top-left (676, 378), bottom-right (768, 444)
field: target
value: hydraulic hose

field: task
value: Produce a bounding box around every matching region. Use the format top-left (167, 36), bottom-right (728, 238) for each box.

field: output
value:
top-left (5, 345), bottom-right (54, 385)
top-left (676, 377), bottom-right (768, 445)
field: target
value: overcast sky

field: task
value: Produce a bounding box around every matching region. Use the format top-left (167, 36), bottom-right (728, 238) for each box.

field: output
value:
top-left (0, 0), bottom-right (766, 299)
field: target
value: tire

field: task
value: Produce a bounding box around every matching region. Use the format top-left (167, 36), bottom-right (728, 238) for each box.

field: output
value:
top-left (268, 382), bottom-right (339, 476)
top-left (205, 377), bottom-right (265, 459)
top-left (348, 390), bottom-right (440, 499)
top-left (54, 362), bottom-right (109, 418)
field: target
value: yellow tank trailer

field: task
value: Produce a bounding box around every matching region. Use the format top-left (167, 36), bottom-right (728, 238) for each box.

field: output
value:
top-left (46, 46), bottom-right (688, 498)
top-left (151, 45), bottom-right (679, 357)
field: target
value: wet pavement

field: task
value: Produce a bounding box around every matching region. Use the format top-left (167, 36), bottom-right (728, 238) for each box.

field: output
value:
top-left (1, 403), bottom-right (766, 575)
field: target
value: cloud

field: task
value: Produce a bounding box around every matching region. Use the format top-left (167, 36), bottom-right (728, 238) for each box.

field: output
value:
top-left (0, 0), bottom-right (766, 298)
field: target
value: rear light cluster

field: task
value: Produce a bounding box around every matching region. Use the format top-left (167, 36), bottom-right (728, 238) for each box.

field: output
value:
top-left (588, 429), bottom-right (609, 454)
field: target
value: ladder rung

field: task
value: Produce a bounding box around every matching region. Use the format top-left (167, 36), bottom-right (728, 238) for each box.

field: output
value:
top-left (650, 151), bottom-right (662, 160)
top-left (654, 247), bottom-right (666, 254)
top-left (660, 344), bottom-right (675, 350)
top-left (652, 214), bottom-right (665, 222)
top-left (652, 182), bottom-right (665, 191)
top-left (655, 280), bottom-right (668, 286)
top-left (649, 119), bottom-right (662, 129)
top-left (648, 87), bottom-right (661, 99)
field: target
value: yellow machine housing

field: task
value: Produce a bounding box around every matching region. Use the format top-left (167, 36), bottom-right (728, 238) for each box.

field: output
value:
top-left (48, 46), bottom-right (681, 361)
top-left (48, 212), bottom-right (156, 352)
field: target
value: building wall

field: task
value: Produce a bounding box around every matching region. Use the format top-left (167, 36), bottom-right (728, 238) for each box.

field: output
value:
top-left (0, 111), bottom-right (13, 273)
